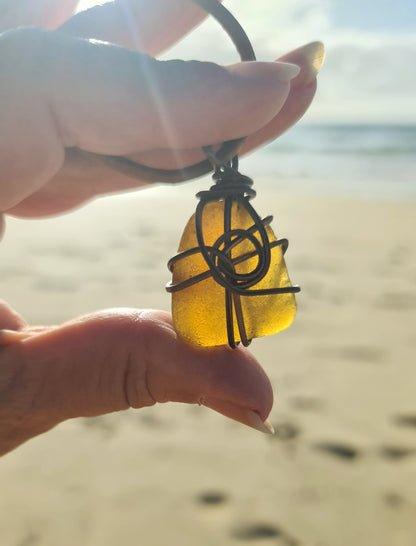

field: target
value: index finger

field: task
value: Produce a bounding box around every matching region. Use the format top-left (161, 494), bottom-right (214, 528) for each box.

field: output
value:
top-left (0, 27), bottom-right (298, 211)
top-left (0, 0), bottom-right (78, 32)
top-left (60, 0), bottom-right (218, 56)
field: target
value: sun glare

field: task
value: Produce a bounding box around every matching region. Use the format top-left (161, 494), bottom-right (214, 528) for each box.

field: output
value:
top-left (76, 1), bottom-right (107, 13)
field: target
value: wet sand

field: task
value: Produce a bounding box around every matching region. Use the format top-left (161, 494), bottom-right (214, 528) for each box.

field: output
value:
top-left (0, 182), bottom-right (415, 546)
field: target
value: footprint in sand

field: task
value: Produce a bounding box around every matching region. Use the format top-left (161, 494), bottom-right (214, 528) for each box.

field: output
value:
top-left (312, 441), bottom-right (359, 461)
top-left (196, 495), bottom-right (299, 544)
top-left (82, 416), bottom-right (117, 438)
top-left (383, 492), bottom-right (405, 508)
top-left (195, 491), bottom-right (228, 506)
top-left (271, 422), bottom-right (301, 441)
top-left (378, 445), bottom-right (415, 460)
top-left (231, 522), bottom-right (299, 545)
top-left (393, 414), bottom-right (416, 429)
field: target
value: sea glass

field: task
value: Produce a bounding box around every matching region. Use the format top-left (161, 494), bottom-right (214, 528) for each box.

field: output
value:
top-left (171, 200), bottom-right (297, 347)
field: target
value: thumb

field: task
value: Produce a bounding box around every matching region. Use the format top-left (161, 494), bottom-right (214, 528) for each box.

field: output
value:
top-left (1, 309), bottom-right (274, 454)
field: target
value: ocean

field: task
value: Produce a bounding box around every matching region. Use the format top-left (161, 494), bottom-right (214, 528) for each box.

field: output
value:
top-left (243, 124), bottom-right (416, 201)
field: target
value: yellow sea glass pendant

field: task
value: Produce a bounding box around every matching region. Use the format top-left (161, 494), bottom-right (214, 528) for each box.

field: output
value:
top-left (166, 160), bottom-right (300, 348)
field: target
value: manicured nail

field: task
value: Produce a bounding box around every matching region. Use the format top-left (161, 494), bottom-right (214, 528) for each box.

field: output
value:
top-left (279, 41), bottom-right (325, 85)
top-left (0, 329), bottom-right (29, 346)
top-left (301, 41), bottom-right (325, 76)
top-left (272, 62), bottom-right (301, 81)
top-left (229, 61), bottom-right (300, 83)
top-left (263, 419), bottom-right (275, 434)
top-left (244, 410), bottom-right (275, 434)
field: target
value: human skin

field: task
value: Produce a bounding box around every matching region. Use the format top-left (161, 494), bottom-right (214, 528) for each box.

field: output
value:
top-left (0, 0), bottom-right (323, 456)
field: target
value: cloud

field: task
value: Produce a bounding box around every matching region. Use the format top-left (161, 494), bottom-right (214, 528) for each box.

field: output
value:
top-left (164, 0), bottom-right (416, 123)
top-left (311, 35), bottom-right (416, 123)
top-left (77, 0), bottom-right (416, 123)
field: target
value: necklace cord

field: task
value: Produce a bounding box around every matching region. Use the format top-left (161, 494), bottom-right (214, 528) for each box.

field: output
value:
top-left (84, 0), bottom-right (256, 183)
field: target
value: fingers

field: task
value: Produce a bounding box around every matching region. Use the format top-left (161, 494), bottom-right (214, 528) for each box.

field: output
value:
top-left (0, 0), bottom-right (78, 32)
top-left (4, 43), bottom-right (322, 219)
top-left (0, 27), bottom-right (298, 212)
top-left (60, 0), bottom-right (215, 56)
top-left (0, 300), bottom-right (28, 331)
top-left (0, 308), bottom-right (273, 454)
top-left (122, 42), bottom-right (325, 168)
top-left (0, 300), bottom-right (30, 347)
top-left (51, 55), bottom-right (297, 153)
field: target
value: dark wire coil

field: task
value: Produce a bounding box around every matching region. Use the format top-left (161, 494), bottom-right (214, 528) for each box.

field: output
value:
top-left (166, 165), bottom-right (300, 348)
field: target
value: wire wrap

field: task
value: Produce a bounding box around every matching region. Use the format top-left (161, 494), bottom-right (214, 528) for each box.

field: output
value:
top-left (166, 165), bottom-right (300, 348)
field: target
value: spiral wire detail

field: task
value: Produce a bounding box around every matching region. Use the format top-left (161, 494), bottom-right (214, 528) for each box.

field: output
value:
top-left (166, 163), bottom-right (301, 348)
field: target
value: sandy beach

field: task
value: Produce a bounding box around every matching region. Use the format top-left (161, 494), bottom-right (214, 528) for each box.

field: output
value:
top-left (0, 178), bottom-right (415, 546)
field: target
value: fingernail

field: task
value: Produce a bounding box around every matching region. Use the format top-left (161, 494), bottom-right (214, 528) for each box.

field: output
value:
top-left (0, 329), bottom-right (29, 346)
top-left (279, 41), bottom-right (325, 85)
top-left (271, 62), bottom-right (301, 81)
top-left (243, 409), bottom-right (275, 435)
top-left (229, 61), bottom-right (300, 83)
top-left (301, 41), bottom-right (325, 76)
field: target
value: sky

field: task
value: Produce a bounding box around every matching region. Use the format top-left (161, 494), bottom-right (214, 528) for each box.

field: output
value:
top-left (77, 0), bottom-right (416, 124)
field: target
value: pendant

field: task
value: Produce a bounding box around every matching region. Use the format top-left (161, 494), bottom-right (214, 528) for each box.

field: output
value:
top-left (76, 0), bottom-right (302, 350)
top-left (166, 155), bottom-right (300, 348)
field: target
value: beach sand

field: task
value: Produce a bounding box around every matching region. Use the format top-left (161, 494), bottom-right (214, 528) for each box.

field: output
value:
top-left (0, 182), bottom-right (415, 546)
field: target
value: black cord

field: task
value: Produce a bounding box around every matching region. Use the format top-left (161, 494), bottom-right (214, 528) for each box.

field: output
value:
top-left (84, 0), bottom-right (256, 184)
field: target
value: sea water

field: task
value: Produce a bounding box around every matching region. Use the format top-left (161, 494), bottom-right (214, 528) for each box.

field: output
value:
top-left (245, 124), bottom-right (416, 202)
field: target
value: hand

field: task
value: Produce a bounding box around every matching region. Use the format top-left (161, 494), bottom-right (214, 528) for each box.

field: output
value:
top-left (0, 0), bottom-right (323, 456)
